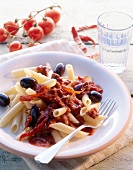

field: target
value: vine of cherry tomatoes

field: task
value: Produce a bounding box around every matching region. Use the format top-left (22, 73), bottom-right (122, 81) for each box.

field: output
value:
top-left (0, 4), bottom-right (61, 52)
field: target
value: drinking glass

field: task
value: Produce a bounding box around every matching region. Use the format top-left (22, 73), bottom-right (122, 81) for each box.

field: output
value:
top-left (97, 11), bottom-right (133, 74)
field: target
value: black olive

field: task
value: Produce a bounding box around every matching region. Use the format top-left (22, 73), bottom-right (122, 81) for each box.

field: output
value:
top-left (74, 84), bottom-right (83, 91)
top-left (20, 77), bottom-right (37, 89)
top-left (30, 104), bottom-right (40, 127)
top-left (0, 93), bottom-right (10, 107)
top-left (54, 63), bottom-right (65, 76)
top-left (89, 91), bottom-right (102, 103)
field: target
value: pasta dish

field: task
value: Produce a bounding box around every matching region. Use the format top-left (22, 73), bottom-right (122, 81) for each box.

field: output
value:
top-left (0, 63), bottom-right (106, 147)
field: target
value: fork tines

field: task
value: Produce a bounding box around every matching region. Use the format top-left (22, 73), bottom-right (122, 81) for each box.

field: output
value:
top-left (99, 98), bottom-right (116, 117)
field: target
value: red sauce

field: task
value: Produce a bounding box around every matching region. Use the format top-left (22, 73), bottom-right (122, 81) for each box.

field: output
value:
top-left (19, 70), bottom-right (103, 147)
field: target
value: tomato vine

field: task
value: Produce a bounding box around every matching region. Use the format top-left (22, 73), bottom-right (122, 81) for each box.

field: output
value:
top-left (0, 4), bottom-right (61, 52)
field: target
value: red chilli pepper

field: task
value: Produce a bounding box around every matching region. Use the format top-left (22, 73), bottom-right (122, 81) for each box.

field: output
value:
top-left (77, 25), bottom-right (97, 32)
top-left (79, 35), bottom-right (96, 46)
top-left (71, 26), bottom-right (87, 53)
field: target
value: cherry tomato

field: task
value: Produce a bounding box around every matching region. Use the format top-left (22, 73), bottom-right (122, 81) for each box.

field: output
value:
top-left (28, 26), bottom-right (44, 41)
top-left (0, 28), bottom-right (9, 42)
top-left (44, 8), bottom-right (61, 24)
top-left (9, 41), bottom-right (22, 52)
top-left (38, 17), bottom-right (55, 35)
top-left (4, 21), bottom-right (19, 35)
top-left (22, 18), bottom-right (36, 31)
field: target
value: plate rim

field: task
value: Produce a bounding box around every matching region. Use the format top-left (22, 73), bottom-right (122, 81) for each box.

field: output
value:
top-left (0, 51), bottom-right (132, 159)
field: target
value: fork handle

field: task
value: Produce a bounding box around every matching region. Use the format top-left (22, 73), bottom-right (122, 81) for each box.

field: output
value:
top-left (34, 125), bottom-right (85, 164)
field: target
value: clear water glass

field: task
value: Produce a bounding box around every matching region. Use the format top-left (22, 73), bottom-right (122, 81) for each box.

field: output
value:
top-left (97, 12), bottom-right (133, 74)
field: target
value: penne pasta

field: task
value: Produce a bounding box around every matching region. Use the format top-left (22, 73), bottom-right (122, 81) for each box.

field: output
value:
top-left (42, 79), bottom-right (57, 88)
top-left (11, 110), bottom-right (22, 133)
top-left (49, 123), bottom-right (88, 138)
top-left (87, 103), bottom-right (101, 112)
top-left (0, 94), bottom-right (20, 119)
top-left (21, 107), bottom-right (27, 130)
top-left (80, 103), bottom-right (101, 116)
top-left (68, 113), bottom-right (79, 123)
top-left (83, 115), bottom-right (107, 126)
top-left (82, 94), bottom-right (91, 106)
top-left (10, 94), bottom-right (20, 107)
top-left (59, 131), bottom-right (69, 144)
top-left (53, 107), bottom-right (67, 117)
top-left (25, 88), bottom-right (36, 95)
top-left (59, 131), bottom-right (68, 138)
top-left (12, 67), bottom-right (37, 77)
top-left (30, 99), bottom-right (46, 109)
top-left (0, 62), bottom-right (105, 148)
top-left (4, 86), bottom-right (17, 96)
top-left (66, 64), bottom-right (75, 81)
top-left (9, 94), bottom-right (16, 101)
top-left (0, 102), bottom-right (24, 127)
top-left (51, 129), bottom-right (63, 143)
top-left (80, 106), bottom-right (88, 116)
top-left (24, 68), bottom-right (49, 83)
top-left (15, 82), bottom-right (32, 109)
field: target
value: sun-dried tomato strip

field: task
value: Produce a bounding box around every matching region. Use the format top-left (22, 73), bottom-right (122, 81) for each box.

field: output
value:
top-left (62, 85), bottom-right (84, 94)
top-left (77, 25), bottom-right (97, 32)
top-left (79, 35), bottom-right (96, 46)
top-left (19, 91), bottom-right (45, 101)
top-left (19, 118), bottom-right (48, 141)
top-left (19, 85), bottom-right (47, 101)
top-left (71, 26), bottom-right (87, 53)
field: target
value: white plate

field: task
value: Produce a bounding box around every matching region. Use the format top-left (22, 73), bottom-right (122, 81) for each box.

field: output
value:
top-left (0, 51), bottom-right (132, 159)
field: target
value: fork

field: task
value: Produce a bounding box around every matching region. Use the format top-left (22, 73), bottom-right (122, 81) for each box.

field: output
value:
top-left (34, 98), bottom-right (116, 164)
